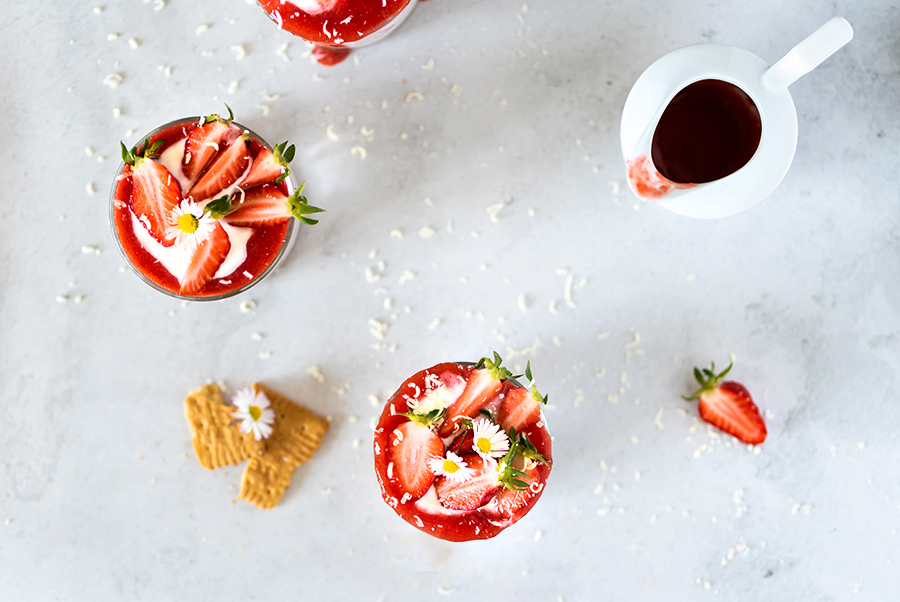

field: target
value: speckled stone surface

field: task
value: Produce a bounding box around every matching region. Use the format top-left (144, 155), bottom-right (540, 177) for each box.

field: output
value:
top-left (1, 0), bottom-right (899, 600)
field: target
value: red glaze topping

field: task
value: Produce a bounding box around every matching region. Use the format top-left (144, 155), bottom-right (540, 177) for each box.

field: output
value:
top-left (258, 0), bottom-right (412, 45)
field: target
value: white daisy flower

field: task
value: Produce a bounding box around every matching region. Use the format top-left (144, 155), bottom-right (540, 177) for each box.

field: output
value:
top-left (230, 387), bottom-right (275, 440)
top-left (166, 199), bottom-right (216, 250)
top-left (471, 417), bottom-right (510, 462)
top-left (428, 450), bottom-right (475, 482)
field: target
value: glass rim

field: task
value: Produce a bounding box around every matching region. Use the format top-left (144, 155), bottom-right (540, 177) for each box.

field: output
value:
top-left (109, 116), bottom-right (298, 302)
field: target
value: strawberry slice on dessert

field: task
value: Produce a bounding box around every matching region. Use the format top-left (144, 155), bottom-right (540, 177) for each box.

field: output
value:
top-left (497, 363), bottom-right (549, 433)
top-left (434, 453), bottom-right (501, 512)
top-left (179, 221), bottom-right (231, 296)
top-left (497, 387), bottom-right (540, 433)
top-left (439, 353), bottom-right (516, 437)
top-left (387, 420), bottom-right (444, 500)
top-left (215, 182), bottom-right (325, 227)
top-left (182, 106), bottom-right (235, 183)
top-left (240, 141), bottom-right (295, 190)
top-left (187, 135), bottom-right (250, 202)
top-left (121, 139), bottom-right (182, 247)
top-left (684, 362), bottom-right (767, 445)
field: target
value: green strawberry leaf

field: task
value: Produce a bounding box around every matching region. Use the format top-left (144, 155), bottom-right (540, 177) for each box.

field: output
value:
top-left (399, 407), bottom-right (446, 428)
top-left (683, 361), bottom-right (734, 401)
top-left (273, 141), bottom-right (296, 184)
top-left (203, 103), bottom-right (235, 125)
top-left (287, 182), bottom-right (325, 225)
top-left (205, 195), bottom-right (234, 219)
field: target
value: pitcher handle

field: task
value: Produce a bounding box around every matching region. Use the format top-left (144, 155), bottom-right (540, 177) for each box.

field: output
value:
top-left (762, 17), bottom-right (853, 91)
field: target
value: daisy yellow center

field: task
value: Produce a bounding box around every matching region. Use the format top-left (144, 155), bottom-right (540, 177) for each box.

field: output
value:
top-left (443, 460), bottom-right (459, 474)
top-left (476, 437), bottom-right (492, 454)
top-left (249, 405), bottom-right (262, 421)
top-left (178, 213), bottom-right (200, 234)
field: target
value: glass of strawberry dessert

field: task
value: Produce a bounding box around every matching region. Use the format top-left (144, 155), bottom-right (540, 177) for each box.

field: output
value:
top-left (256, 0), bottom-right (418, 66)
top-left (374, 354), bottom-right (553, 542)
top-left (110, 107), bottom-right (324, 301)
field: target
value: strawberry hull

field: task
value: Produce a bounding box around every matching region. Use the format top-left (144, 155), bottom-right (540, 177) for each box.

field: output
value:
top-left (110, 118), bottom-right (297, 300)
top-left (374, 362), bottom-right (553, 542)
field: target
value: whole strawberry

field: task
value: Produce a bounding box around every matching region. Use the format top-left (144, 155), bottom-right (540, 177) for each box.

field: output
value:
top-left (684, 362), bottom-right (767, 445)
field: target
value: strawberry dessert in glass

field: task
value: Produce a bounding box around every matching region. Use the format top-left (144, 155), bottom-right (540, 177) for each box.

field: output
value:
top-left (110, 107), bottom-right (323, 301)
top-left (374, 354), bottom-right (553, 542)
top-left (257, 0), bottom-right (418, 66)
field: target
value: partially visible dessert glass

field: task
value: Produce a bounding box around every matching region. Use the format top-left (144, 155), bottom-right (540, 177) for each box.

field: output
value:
top-left (257, 0), bottom-right (417, 65)
top-left (110, 112), bottom-right (322, 301)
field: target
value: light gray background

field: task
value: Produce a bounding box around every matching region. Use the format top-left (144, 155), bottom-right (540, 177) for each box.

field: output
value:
top-left (1, 0), bottom-right (899, 600)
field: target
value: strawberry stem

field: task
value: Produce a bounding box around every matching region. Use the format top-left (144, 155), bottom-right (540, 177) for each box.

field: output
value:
top-left (120, 138), bottom-right (165, 166)
top-left (474, 351), bottom-right (521, 381)
top-left (287, 182), bottom-right (325, 225)
top-left (524, 360), bottom-right (549, 405)
top-left (497, 431), bottom-right (529, 491)
top-left (273, 141), bottom-right (296, 185)
top-left (398, 407), bottom-right (445, 428)
top-left (202, 103), bottom-right (235, 125)
top-left (683, 361), bottom-right (733, 401)
top-left (205, 194), bottom-right (235, 220)
top-left (497, 426), bottom-right (548, 490)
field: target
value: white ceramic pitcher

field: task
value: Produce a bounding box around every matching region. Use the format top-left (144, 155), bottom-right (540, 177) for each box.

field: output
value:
top-left (620, 17), bottom-right (854, 219)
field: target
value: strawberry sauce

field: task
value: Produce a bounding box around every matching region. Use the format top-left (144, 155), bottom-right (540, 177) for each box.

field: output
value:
top-left (651, 79), bottom-right (762, 184)
top-left (311, 45), bottom-right (352, 66)
top-left (258, 0), bottom-right (414, 65)
top-left (374, 362), bottom-right (553, 542)
top-left (626, 155), bottom-right (697, 201)
top-left (112, 120), bottom-right (293, 299)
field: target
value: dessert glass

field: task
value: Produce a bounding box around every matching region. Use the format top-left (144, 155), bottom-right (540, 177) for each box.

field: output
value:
top-left (110, 117), bottom-right (298, 301)
top-left (257, 0), bottom-right (417, 65)
top-left (374, 360), bottom-right (553, 542)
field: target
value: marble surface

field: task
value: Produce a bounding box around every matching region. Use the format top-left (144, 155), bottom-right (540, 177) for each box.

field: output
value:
top-left (2, 0), bottom-right (899, 600)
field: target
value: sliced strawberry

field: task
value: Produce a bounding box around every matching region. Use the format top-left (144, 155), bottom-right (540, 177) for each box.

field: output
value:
top-left (699, 381), bottom-right (767, 444)
top-left (179, 222), bottom-right (231, 296)
top-left (182, 120), bottom-right (232, 183)
top-left (497, 385), bottom-right (542, 433)
top-left (130, 157), bottom-right (181, 247)
top-left (434, 454), bottom-right (501, 511)
top-left (223, 185), bottom-right (292, 227)
top-left (491, 462), bottom-right (540, 519)
top-left (438, 368), bottom-right (504, 437)
top-left (387, 421), bottom-right (444, 500)
top-left (187, 136), bottom-right (250, 202)
top-left (241, 147), bottom-right (285, 190)
top-left (222, 182), bottom-right (325, 227)
top-left (686, 362), bottom-right (767, 445)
